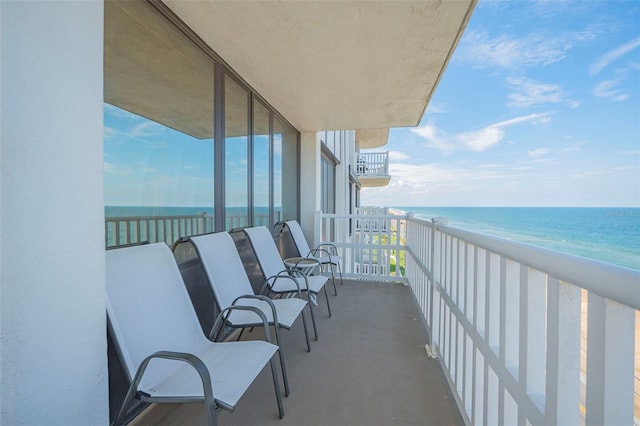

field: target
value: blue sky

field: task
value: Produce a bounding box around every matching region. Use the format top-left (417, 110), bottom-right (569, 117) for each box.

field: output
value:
top-left (362, 0), bottom-right (640, 207)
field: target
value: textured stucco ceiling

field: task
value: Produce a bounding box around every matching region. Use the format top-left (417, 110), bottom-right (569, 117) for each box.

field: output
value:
top-left (164, 0), bottom-right (476, 133)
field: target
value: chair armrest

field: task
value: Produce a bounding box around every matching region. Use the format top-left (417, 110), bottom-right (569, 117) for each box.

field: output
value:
top-left (210, 305), bottom-right (274, 344)
top-left (316, 243), bottom-right (338, 256)
top-left (288, 270), bottom-right (311, 294)
top-left (232, 294), bottom-right (279, 327)
top-left (114, 351), bottom-right (215, 425)
top-left (263, 271), bottom-right (305, 297)
top-left (308, 247), bottom-right (331, 259)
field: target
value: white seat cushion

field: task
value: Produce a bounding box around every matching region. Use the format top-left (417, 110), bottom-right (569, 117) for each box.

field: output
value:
top-left (143, 340), bottom-right (277, 410)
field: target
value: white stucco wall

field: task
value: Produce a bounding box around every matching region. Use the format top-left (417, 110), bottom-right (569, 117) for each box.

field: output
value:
top-left (0, 2), bottom-right (108, 424)
top-left (298, 132), bottom-right (321, 242)
top-left (335, 130), bottom-right (356, 216)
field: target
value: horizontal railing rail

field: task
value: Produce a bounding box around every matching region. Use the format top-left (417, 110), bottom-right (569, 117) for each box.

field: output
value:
top-left (105, 213), bottom-right (275, 247)
top-left (316, 209), bottom-right (640, 425)
top-left (355, 151), bottom-right (389, 178)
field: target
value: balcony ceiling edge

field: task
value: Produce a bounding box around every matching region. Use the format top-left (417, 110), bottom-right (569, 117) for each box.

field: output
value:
top-left (356, 128), bottom-right (389, 150)
top-left (359, 176), bottom-right (392, 188)
top-left (164, 0), bottom-right (476, 132)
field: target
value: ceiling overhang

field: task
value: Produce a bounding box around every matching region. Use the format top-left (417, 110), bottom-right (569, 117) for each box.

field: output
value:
top-left (164, 0), bottom-right (476, 133)
top-left (356, 128), bottom-right (390, 150)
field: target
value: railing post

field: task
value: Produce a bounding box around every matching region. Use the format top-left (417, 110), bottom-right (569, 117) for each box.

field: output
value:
top-left (384, 150), bottom-right (389, 176)
top-left (430, 217), bottom-right (448, 350)
top-left (314, 210), bottom-right (322, 248)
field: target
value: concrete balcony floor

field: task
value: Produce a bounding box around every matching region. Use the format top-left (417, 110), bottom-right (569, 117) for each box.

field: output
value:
top-left (130, 280), bottom-right (463, 426)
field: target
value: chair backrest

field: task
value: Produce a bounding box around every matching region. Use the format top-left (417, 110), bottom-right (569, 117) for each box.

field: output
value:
top-left (244, 226), bottom-right (287, 279)
top-left (190, 232), bottom-right (256, 310)
top-left (106, 243), bottom-right (208, 388)
top-left (285, 220), bottom-right (311, 256)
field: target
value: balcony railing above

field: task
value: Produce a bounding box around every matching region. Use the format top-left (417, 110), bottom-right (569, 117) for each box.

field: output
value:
top-left (315, 209), bottom-right (640, 425)
top-left (356, 151), bottom-right (390, 187)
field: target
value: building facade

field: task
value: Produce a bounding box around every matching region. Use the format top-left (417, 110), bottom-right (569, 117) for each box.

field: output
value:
top-left (0, 1), bottom-right (475, 423)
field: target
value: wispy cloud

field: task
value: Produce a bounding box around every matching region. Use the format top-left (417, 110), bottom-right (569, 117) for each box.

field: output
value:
top-left (458, 29), bottom-right (595, 70)
top-left (528, 147), bottom-right (550, 157)
top-left (104, 162), bottom-right (134, 176)
top-left (389, 150), bottom-right (410, 161)
top-left (559, 141), bottom-right (586, 153)
top-left (507, 77), bottom-right (577, 108)
top-left (590, 37), bottom-right (640, 75)
top-left (104, 126), bottom-right (118, 142)
top-left (425, 103), bottom-right (449, 114)
top-left (412, 113), bottom-right (552, 153)
top-left (593, 77), bottom-right (631, 101)
top-left (130, 121), bottom-right (164, 139)
top-left (593, 69), bottom-right (631, 102)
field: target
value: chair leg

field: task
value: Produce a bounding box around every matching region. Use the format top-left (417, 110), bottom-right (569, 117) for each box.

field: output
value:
top-left (236, 328), bottom-right (245, 341)
top-left (323, 286), bottom-right (332, 317)
top-left (307, 294), bottom-right (319, 340)
top-left (327, 263), bottom-right (338, 296)
top-left (337, 262), bottom-right (344, 285)
top-left (300, 307), bottom-right (311, 352)
top-left (111, 387), bottom-right (137, 426)
top-left (268, 354), bottom-right (285, 419)
top-left (272, 324), bottom-right (290, 397)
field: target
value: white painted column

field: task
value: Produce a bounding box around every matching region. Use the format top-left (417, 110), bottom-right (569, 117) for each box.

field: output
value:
top-left (299, 131), bottom-right (321, 243)
top-left (0, 2), bottom-right (108, 425)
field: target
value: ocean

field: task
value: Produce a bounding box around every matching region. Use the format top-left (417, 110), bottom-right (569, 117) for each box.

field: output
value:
top-left (394, 207), bottom-right (640, 271)
top-left (105, 205), bottom-right (639, 271)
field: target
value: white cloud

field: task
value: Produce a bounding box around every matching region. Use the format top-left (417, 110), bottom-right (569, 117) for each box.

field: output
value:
top-left (507, 77), bottom-right (575, 108)
top-left (104, 126), bottom-right (118, 141)
top-left (590, 37), bottom-right (640, 75)
top-left (388, 150), bottom-right (410, 161)
top-left (458, 29), bottom-right (595, 70)
top-left (528, 148), bottom-right (550, 157)
top-left (425, 103), bottom-right (448, 114)
top-left (104, 162), bottom-right (134, 176)
top-left (411, 113), bottom-right (552, 153)
top-left (410, 123), bottom-right (456, 152)
top-left (593, 77), bottom-right (632, 102)
top-left (560, 141), bottom-right (586, 153)
top-left (130, 121), bottom-right (164, 138)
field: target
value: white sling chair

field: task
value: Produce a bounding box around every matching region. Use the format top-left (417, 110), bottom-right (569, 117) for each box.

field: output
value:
top-left (280, 220), bottom-right (343, 294)
top-left (244, 226), bottom-right (331, 341)
top-left (106, 242), bottom-right (284, 426)
top-left (189, 232), bottom-right (312, 396)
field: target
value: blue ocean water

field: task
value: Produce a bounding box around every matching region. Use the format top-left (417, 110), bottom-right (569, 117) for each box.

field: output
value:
top-left (395, 207), bottom-right (640, 271)
top-left (106, 206), bottom-right (639, 270)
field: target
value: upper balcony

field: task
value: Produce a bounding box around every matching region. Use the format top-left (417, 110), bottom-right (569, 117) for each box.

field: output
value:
top-left (356, 152), bottom-right (391, 187)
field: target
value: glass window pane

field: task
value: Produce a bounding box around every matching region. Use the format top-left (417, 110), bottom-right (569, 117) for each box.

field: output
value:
top-left (104, 1), bottom-right (215, 247)
top-left (253, 101), bottom-right (270, 226)
top-left (225, 76), bottom-right (249, 230)
top-left (274, 117), bottom-right (298, 224)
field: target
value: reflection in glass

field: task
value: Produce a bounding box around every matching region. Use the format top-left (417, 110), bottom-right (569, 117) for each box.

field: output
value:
top-left (253, 101), bottom-right (270, 226)
top-left (103, 1), bottom-right (214, 247)
top-left (274, 117), bottom-right (298, 224)
top-left (225, 76), bottom-right (249, 230)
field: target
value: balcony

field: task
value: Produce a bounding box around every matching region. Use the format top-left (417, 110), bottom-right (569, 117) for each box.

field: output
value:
top-left (128, 280), bottom-right (462, 425)
top-left (105, 210), bottom-right (640, 425)
top-left (356, 152), bottom-right (391, 187)
top-left (315, 210), bottom-right (640, 425)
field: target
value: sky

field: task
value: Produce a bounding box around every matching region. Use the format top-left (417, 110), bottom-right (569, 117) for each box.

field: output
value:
top-left (362, 0), bottom-right (640, 207)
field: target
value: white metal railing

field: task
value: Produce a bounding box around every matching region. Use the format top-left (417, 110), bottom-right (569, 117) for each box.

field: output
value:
top-left (105, 213), bottom-right (273, 247)
top-left (315, 211), bottom-right (406, 280)
top-left (356, 151), bottom-right (389, 178)
top-left (316, 210), bottom-right (640, 425)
